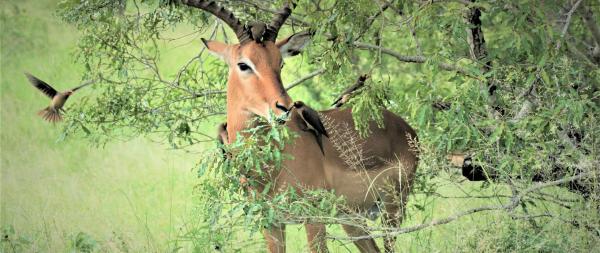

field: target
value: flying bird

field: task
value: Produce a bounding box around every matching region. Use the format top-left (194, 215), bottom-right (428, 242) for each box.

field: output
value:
top-left (25, 73), bottom-right (94, 122)
top-left (293, 101), bottom-right (329, 155)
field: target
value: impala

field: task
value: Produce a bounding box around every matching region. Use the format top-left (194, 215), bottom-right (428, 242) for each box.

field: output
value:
top-left (178, 1), bottom-right (419, 252)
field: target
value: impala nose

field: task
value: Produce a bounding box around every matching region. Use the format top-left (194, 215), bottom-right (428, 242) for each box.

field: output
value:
top-left (272, 94), bottom-right (293, 114)
top-left (275, 102), bottom-right (290, 113)
top-left (274, 102), bottom-right (290, 124)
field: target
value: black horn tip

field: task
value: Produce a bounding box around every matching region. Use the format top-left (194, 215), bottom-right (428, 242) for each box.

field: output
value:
top-left (200, 37), bottom-right (208, 46)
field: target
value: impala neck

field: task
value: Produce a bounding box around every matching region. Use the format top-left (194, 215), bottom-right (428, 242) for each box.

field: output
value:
top-left (225, 77), bottom-right (260, 143)
top-left (226, 102), bottom-right (253, 144)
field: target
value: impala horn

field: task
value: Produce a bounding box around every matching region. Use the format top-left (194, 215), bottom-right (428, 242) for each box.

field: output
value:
top-left (263, 2), bottom-right (296, 42)
top-left (177, 0), bottom-right (295, 43)
top-left (178, 0), bottom-right (248, 41)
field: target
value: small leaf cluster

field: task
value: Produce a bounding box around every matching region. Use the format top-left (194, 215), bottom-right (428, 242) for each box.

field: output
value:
top-left (194, 117), bottom-right (345, 248)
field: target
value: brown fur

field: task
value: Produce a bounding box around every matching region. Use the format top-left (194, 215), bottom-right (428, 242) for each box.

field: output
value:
top-left (207, 35), bottom-right (418, 253)
top-left (271, 109), bottom-right (417, 253)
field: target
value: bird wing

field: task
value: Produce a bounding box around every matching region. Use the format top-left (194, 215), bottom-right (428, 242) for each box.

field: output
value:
top-left (301, 107), bottom-right (329, 138)
top-left (70, 80), bottom-right (95, 92)
top-left (25, 73), bottom-right (57, 98)
top-left (330, 74), bottom-right (369, 107)
top-left (312, 130), bottom-right (325, 155)
top-left (331, 85), bottom-right (356, 106)
top-left (331, 96), bottom-right (343, 107)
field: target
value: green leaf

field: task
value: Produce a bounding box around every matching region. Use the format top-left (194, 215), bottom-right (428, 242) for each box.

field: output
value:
top-left (490, 124), bottom-right (504, 143)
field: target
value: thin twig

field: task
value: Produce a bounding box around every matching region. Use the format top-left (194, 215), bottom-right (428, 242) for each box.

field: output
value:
top-left (409, 20), bottom-right (423, 56)
top-left (327, 173), bottom-right (591, 241)
top-left (581, 6), bottom-right (600, 47)
top-left (566, 40), bottom-right (598, 67)
top-left (173, 20), bottom-right (220, 88)
top-left (355, 1), bottom-right (390, 41)
top-left (556, 0), bottom-right (584, 50)
top-left (238, 0), bottom-right (310, 27)
top-left (353, 42), bottom-right (478, 78)
top-left (285, 68), bottom-right (326, 90)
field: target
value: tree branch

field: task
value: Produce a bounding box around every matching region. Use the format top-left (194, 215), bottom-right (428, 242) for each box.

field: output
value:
top-left (237, 0), bottom-right (310, 27)
top-left (581, 6), bottom-right (600, 46)
top-left (355, 1), bottom-right (390, 41)
top-left (327, 172), bottom-right (592, 241)
top-left (555, 0), bottom-right (584, 50)
top-left (285, 68), bottom-right (326, 91)
top-left (465, 0), bottom-right (495, 105)
top-left (581, 5), bottom-right (600, 64)
top-left (566, 40), bottom-right (598, 67)
top-left (353, 42), bottom-right (478, 78)
top-left (465, 3), bottom-right (490, 69)
top-left (331, 74), bottom-right (369, 107)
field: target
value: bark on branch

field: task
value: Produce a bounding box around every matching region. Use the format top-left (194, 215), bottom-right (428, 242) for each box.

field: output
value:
top-left (327, 172), bottom-right (592, 241)
top-left (582, 6), bottom-right (600, 45)
top-left (581, 5), bottom-right (600, 64)
top-left (353, 42), bottom-right (478, 78)
top-left (285, 68), bottom-right (326, 91)
top-left (465, 0), bottom-right (494, 99)
top-left (555, 0), bottom-right (584, 50)
top-left (331, 74), bottom-right (369, 108)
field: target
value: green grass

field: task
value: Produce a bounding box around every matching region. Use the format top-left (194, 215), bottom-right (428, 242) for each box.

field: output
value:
top-left (1, 1), bottom-right (598, 252)
top-left (1, 1), bottom-right (197, 251)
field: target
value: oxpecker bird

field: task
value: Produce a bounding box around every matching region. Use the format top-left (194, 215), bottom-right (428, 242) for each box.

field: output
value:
top-left (25, 73), bottom-right (94, 122)
top-left (249, 22), bottom-right (267, 42)
top-left (293, 101), bottom-right (329, 155)
top-left (331, 74), bottom-right (369, 108)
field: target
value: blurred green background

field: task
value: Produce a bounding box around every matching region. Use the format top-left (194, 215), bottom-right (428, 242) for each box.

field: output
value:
top-left (1, 1), bottom-right (200, 251)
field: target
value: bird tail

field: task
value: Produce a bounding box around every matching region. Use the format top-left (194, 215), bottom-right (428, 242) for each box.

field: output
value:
top-left (38, 107), bottom-right (62, 122)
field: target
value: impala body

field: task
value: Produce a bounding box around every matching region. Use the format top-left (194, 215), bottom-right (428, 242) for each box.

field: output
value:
top-left (178, 1), bottom-right (419, 252)
top-left (250, 107), bottom-right (417, 253)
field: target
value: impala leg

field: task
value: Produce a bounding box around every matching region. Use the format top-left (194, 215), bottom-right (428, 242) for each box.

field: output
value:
top-left (381, 205), bottom-right (402, 253)
top-left (381, 183), bottom-right (411, 253)
top-left (263, 224), bottom-right (286, 253)
top-left (305, 223), bottom-right (329, 253)
top-left (341, 223), bottom-right (380, 253)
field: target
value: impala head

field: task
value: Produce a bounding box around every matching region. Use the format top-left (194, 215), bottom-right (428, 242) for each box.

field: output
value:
top-left (203, 33), bottom-right (310, 119)
top-left (188, 1), bottom-right (311, 120)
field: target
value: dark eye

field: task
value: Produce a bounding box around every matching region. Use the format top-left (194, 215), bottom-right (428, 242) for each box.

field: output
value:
top-left (237, 62), bottom-right (251, 72)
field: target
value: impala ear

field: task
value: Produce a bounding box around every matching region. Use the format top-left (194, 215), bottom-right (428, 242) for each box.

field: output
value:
top-left (276, 31), bottom-right (313, 58)
top-left (201, 38), bottom-right (230, 62)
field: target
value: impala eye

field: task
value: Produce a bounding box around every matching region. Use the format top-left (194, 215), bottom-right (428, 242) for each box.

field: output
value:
top-left (237, 62), bottom-right (251, 72)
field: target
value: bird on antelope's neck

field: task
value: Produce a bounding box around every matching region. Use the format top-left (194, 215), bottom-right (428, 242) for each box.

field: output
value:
top-left (292, 101), bottom-right (329, 155)
top-left (25, 73), bottom-right (94, 122)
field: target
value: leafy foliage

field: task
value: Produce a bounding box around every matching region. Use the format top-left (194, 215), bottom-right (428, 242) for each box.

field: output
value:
top-left (54, 0), bottom-right (600, 250)
top-left (194, 116), bottom-right (345, 251)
